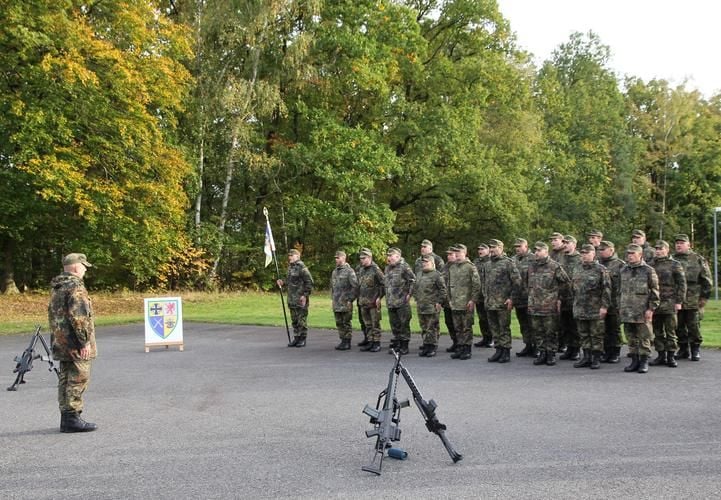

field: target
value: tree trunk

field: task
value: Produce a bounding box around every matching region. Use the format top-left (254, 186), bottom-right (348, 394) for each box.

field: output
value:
top-left (209, 133), bottom-right (238, 281)
top-left (1, 241), bottom-right (20, 294)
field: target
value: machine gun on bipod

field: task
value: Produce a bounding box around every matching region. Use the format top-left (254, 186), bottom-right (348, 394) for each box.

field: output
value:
top-left (362, 349), bottom-right (462, 474)
top-left (7, 326), bottom-right (59, 391)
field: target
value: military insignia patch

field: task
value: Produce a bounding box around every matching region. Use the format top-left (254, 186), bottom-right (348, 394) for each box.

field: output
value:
top-left (147, 299), bottom-right (179, 339)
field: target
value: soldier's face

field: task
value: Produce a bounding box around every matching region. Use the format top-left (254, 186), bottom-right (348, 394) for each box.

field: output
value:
top-left (580, 251), bottom-right (594, 263)
top-left (446, 253), bottom-right (456, 263)
top-left (632, 235), bottom-right (646, 245)
top-left (478, 248), bottom-right (489, 258)
top-left (551, 238), bottom-right (563, 250)
top-left (514, 244), bottom-right (527, 255)
top-left (675, 241), bottom-right (690, 253)
top-left (563, 242), bottom-right (576, 254)
top-left (456, 250), bottom-right (466, 260)
top-left (489, 246), bottom-right (501, 257)
top-left (420, 245), bottom-right (431, 255)
top-left (288, 254), bottom-right (299, 264)
top-left (654, 247), bottom-right (669, 258)
top-left (387, 253), bottom-right (400, 265)
top-left (335, 255), bottom-right (346, 266)
top-left (360, 255), bottom-right (371, 267)
top-left (422, 259), bottom-right (434, 271)
top-left (626, 251), bottom-right (641, 264)
top-left (588, 236), bottom-right (601, 246)
top-left (599, 247), bottom-right (613, 259)
top-left (534, 247), bottom-right (548, 258)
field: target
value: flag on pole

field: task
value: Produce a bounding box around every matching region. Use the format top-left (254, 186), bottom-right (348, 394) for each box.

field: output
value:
top-left (264, 211), bottom-right (275, 268)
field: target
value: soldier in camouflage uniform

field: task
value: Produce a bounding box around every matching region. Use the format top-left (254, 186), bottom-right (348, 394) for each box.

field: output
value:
top-left (587, 229), bottom-right (603, 256)
top-left (650, 240), bottom-right (686, 367)
top-left (278, 249), bottom-right (314, 347)
top-left (631, 229), bottom-right (655, 265)
top-left (549, 232), bottom-right (565, 263)
top-left (484, 239), bottom-right (520, 363)
top-left (511, 238), bottom-right (535, 357)
top-left (413, 254), bottom-right (448, 357)
top-left (443, 247), bottom-right (459, 353)
top-left (384, 247), bottom-right (415, 355)
top-left (527, 242), bottom-right (569, 366)
top-left (473, 243), bottom-right (493, 349)
top-left (598, 241), bottom-right (624, 363)
top-left (414, 239), bottom-right (445, 275)
top-left (673, 234), bottom-right (712, 361)
top-left (48, 253), bottom-right (98, 433)
top-left (620, 244), bottom-right (660, 374)
top-left (559, 235), bottom-right (582, 361)
top-left (572, 244), bottom-right (611, 369)
top-left (331, 251), bottom-right (358, 351)
top-left (448, 244), bottom-right (481, 361)
top-left (356, 248), bottom-right (385, 353)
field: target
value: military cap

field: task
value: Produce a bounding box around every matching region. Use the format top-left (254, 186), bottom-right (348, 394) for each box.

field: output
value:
top-left (421, 254), bottom-right (433, 262)
top-left (455, 243), bottom-right (467, 252)
top-left (487, 239), bottom-right (503, 248)
top-left (477, 243), bottom-right (489, 250)
top-left (446, 245), bottom-right (460, 253)
top-left (513, 238), bottom-right (528, 247)
top-left (579, 244), bottom-right (595, 254)
top-left (674, 233), bottom-right (690, 242)
top-left (359, 248), bottom-right (372, 258)
top-left (549, 232), bottom-right (564, 240)
top-left (420, 239), bottom-right (433, 248)
top-left (534, 241), bottom-right (548, 251)
top-left (386, 247), bottom-right (402, 256)
top-left (654, 240), bottom-right (669, 249)
top-left (288, 249), bottom-right (301, 256)
top-left (63, 253), bottom-right (93, 268)
top-left (587, 229), bottom-right (603, 238)
top-left (335, 250), bottom-right (346, 258)
top-left (598, 240), bottom-right (615, 250)
top-left (631, 229), bottom-right (646, 238)
top-left (562, 235), bottom-right (577, 244)
top-left (626, 243), bottom-right (643, 254)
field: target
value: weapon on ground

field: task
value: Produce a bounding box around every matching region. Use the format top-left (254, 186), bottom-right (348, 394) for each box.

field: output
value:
top-left (7, 326), bottom-right (59, 391)
top-left (362, 349), bottom-right (462, 474)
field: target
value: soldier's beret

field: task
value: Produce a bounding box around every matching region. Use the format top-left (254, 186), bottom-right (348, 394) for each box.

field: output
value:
top-left (359, 248), bottom-right (372, 258)
top-left (421, 254), bottom-right (433, 262)
top-left (632, 229), bottom-right (646, 238)
top-left (455, 243), bottom-right (467, 252)
top-left (579, 244), bottom-right (595, 254)
top-left (335, 250), bottom-right (346, 258)
top-left (654, 240), bottom-right (669, 249)
top-left (674, 234), bottom-right (690, 243)
top-left (626, 244), bottom-right (643, 253)
top-left (420, 239), bottom-right (433, 248)
top-left (288, 249), bottom-right (301, 256)
top-left (386, 247), bottom-right (402, 256)
top-left (62, 253), bottom-right (93, 268)
top-left (598, 240), bottom-right (615, 250)
top-left (488, 239), bottom-right (503, 248)
top-left (562, 235), bottom-right (577, 244)
top-left (477, 243), bottom-right (489, 250)
top-left (587, 229), bottom-right (603, 238)
top-left (549, 232), bottom-right (564, 240)
top-left (534, 241), bottom-right (548, 251)
top-left (513, 238), bottom-right (527, 247)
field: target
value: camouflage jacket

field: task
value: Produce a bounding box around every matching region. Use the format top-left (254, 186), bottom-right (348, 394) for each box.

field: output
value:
top-left (641, 243), bottom-right (655, 266)
top-left (384, 258), bottom-right (415, 309)
top-left (560, 251), bottom-right (581, 309)
top-left (286, 260), bottom-right (314, 308)
top-left (356, 262), bottom-right (385, 307)
top-left (413, 269), bottom-right (448, 314)
top-left (527, 257), bottom-right (569, 316)
top-left (511, 252), bottom-right (534, 307)
top-left (448, 258), bottom-right (482, 310)
top-left (673, 251), bottom-right (712, 309)
top-left (483, 255), bottom-right (520, 310)
top-left (619, 262), bottom-right (660, 323)
top-left (331, 263), bottom-right (358, 312)
top-left (599, 254), bottom-right (624, 311)
top-left (652, 256), bottom-right (687, 314)
top-left (48, 273), bottom-right (97, 361)
top-left (473, 255), bottom-right (490, 300)
top-left (414, 252), bottom-right (445, 276)
top-left (572, 261), bottom-right (611, 320)
top-left (550, 248), bottom-right (564, 263)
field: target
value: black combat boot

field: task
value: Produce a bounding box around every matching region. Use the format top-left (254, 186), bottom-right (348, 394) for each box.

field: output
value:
top-left (473, 338), bottom-right (485, 347)
top-left (600, 347), bottom-right (610, 363)
top-left (60, 412), bottom-right (97, 433)
top-left (559, 345), bottom-right (572, 360)
top-left (398, 340), bottom-right (410, 355)
top-left (637, 355), bottom-right (649, 373)
top-left (590, 351), bottom-right (602, 370)
top-left (425, 344), bottom-right (437, 357)
top-left (649, 351), bottom-right (666, 366)
top-left (360, 339), bottom-right (375, 351)
top-left (458, 345), bottom-right (472, 360)
top-left (606, 346), bottom-right (621, 363)
top-left (418, 344), bottom-right (429, 357)
top-left (676, 343), bottom-right (690, 359)
top-left (573, 349), bottom-right (592, 368)
top-left (368, 341), bottom-right (382, 353)
top-left (498, 347), bottom-right (511, 363)
top-left (445, 342), bottom-right (458, 353)
top-left (533, 350), bottom-right (546, 365)
top-left (516, 344), bottom-right (533, 357)
top-left (545, 350), bottom-right (556, 366)
top-left (388, 338), bottom-right (399, 354)
top-left (294, 337), bottom-right (306, 348)
top-left (666, 351), bottom-right (678, 367)
top-left (487, 347), bottom-right (503, 362)
top-left (624, 353), bottom-right (639, 372)
top-left (557, 344), bottom-right (567, 354)
top-left (570, 347), bottom-right (581, 361)
top-left (288, 336), bottom-right (299, 347)
top-left (691, 344), bottom-right (701, 361)
top-left (335, 339), bottom-right (351, 351)
top-left (357, 333), bottom-right (370, 347)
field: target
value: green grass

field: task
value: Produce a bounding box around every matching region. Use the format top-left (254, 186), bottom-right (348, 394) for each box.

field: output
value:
top-left (1, 291), bottom-right (720, 347)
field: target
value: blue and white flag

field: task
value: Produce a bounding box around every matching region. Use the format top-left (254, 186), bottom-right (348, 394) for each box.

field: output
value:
top-left (264, 209), bottom-right (275, 268)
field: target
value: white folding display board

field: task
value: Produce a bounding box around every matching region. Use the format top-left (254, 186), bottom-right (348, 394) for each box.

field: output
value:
top-left (144, 297), bottom-right (184, 352)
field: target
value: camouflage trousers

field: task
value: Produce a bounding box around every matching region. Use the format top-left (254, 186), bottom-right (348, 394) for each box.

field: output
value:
top-left (515, 306), bottom-right (533, 345)
top-left (487, 309), bottom-right (512, 349)
top-left (443, 307), bottom-right (456, 343)
top-left (559, 309), bottom-right (579, 348)
top-left (603, 310), bottom-right (624, 350)
top-left (475, 301), bottom-right (490, 338)
top-left (677, 309), bottom-right (702, 345)
top-left (531, 314), bottom-right (559, 352)
top-left (451, 309), bottom-right (474, 346)
top-left (334, 311), bottom-right (353, 340)
top-left (357, 303), bottom-right (367, 335)
top-left (360, 306), bottom-right (382, 342)
top-left (418, 312), bottom-right (441, 346)
top-left (58, 359), bottom-right (92, 414)
top-left (624, 322), bottom-right (654, 356)
top-left (290, 307), bottom-right (309, 338)
top-left (652, 313), bottom-right (678, 352)
top-left (388, 305), bottom-right (412, 342)
top-left (576, 319), bottom-right (604, 352)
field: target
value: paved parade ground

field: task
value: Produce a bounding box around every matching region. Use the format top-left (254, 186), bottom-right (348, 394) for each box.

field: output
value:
top-left (2, 323), bottom-right (721, 499)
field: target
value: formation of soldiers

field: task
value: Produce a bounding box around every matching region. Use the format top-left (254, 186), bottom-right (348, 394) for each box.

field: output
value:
top-left (279, 230), bottom-right (712, 374)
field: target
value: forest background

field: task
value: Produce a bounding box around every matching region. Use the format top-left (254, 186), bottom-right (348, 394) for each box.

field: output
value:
top-left (2, 0), bottom-right (720, 294)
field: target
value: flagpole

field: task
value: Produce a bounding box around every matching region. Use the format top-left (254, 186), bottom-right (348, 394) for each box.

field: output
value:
top-left (264, 207), bottom-right (291, 343)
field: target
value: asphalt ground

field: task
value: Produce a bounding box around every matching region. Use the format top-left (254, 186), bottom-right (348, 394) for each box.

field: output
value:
top-left (1, 323), bottom-right (721, 499)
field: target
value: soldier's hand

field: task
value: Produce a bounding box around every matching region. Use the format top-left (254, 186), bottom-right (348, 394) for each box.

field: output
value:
top-left (674, 303), bottom-right (682, 312)
top-left (644, 309), bottom-right (654, 322)
top-left (299, 295), bottom-right (306, 307)
top-left (556, 300), bottom-right (562, 313)
top-left (375, 298), bottom-right (381, 309)
top-left (599, 307), bottom-right (607, 319)
top-left (699, 298), bottom-right (707, 309)
top-left (466, 300), bottom-right (475, 312)
top-left (504, 298), bottom-right (513, 311)
top-left (435, 303), bottom-right (442, 312)
top-left (74, 345), bottom-right (90, 361)
top-left (276, 279), bottom-right (284, 288)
